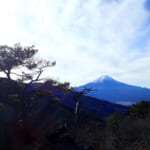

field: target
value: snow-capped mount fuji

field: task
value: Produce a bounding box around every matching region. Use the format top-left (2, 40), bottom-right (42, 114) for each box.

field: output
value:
top-left (92, 75), bottom-right (122, 85)
top-left (77, 75), bottom-right (150, 106)
top-left (93, 75), bottom-right (114, 82)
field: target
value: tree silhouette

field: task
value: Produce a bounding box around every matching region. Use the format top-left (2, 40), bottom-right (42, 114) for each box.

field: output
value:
top-left (0, 43), bottom-right (56, 81)
top-left (0, 43), bottom-right (56, 148)
top-left (70, 88), bottom-right (93, 120)
top-left (130, 101), bottom-right (150, 119)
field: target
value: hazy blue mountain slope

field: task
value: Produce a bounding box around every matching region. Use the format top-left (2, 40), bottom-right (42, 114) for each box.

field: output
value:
top-left (31, 81), bottom-right (129, 117)
top-left (77, 75), bottom-right (150, 105)
top-left (0, 77), bottom-right (129, 118)
top-left (60, 94), bottom-right (129, 117)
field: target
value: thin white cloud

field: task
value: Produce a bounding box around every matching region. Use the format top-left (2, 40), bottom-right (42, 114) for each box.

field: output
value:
top-left (0, 0), bottom-right (150, 87)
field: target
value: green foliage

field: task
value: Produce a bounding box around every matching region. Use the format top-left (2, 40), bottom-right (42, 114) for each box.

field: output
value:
top-left (130, 101), bottom-right (150, 119)
top-left (0, 43), bottom-right (38, 79)
top-left (34, 91), bottom-right (52, 99)
top-left (0, 102), bottom-right (6, 111)
top-left (2, 43), bottom-right (150, 150)
top-left (8, 94), bottom-right (19, 99)
top-left (0, 43), bottom-right (56, 82)
top-left (106, 111), bottom-right (121, 133)
top-left (52, 97), bottom-right (60, 103)
top-left (0, 43), bottom-right (57, 150)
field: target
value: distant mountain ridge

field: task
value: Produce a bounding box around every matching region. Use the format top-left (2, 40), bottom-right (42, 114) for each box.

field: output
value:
top-left (77, 75), bottom-right (150, 105)
top-left (33, 82), bottom-right (129, 117)
top-left (0, 77), bottom-right (128, 118)
top-left (29, 79), bottom-right (129, 117)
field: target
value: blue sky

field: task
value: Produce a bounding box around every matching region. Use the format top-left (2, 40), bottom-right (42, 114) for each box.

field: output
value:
top-left (0, 0), bottom-right (150, 88)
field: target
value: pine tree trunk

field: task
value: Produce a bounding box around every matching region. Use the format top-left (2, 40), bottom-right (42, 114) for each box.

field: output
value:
top-left (74, 101), bottom-right (79, 120)
top-left (22, 114), bottom-right (30, 144)
top-left (6, 70), bottom-right (11, 80)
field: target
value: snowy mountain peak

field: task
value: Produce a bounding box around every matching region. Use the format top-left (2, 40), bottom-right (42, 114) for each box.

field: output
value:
top-left (77, 75), bottom-right (150, 106)
top-left (94, 75), bottom-right (114, 83)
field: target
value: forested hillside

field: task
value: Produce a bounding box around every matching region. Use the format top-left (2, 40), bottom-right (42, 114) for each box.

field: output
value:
top-left (0, 78), bottom-right (150, 150)
top-left (0, 44), bottom-right (150, 150)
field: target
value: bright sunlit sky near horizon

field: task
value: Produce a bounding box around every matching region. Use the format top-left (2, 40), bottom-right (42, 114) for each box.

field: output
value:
top-left (0, 0), bottom-right (150, 88)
